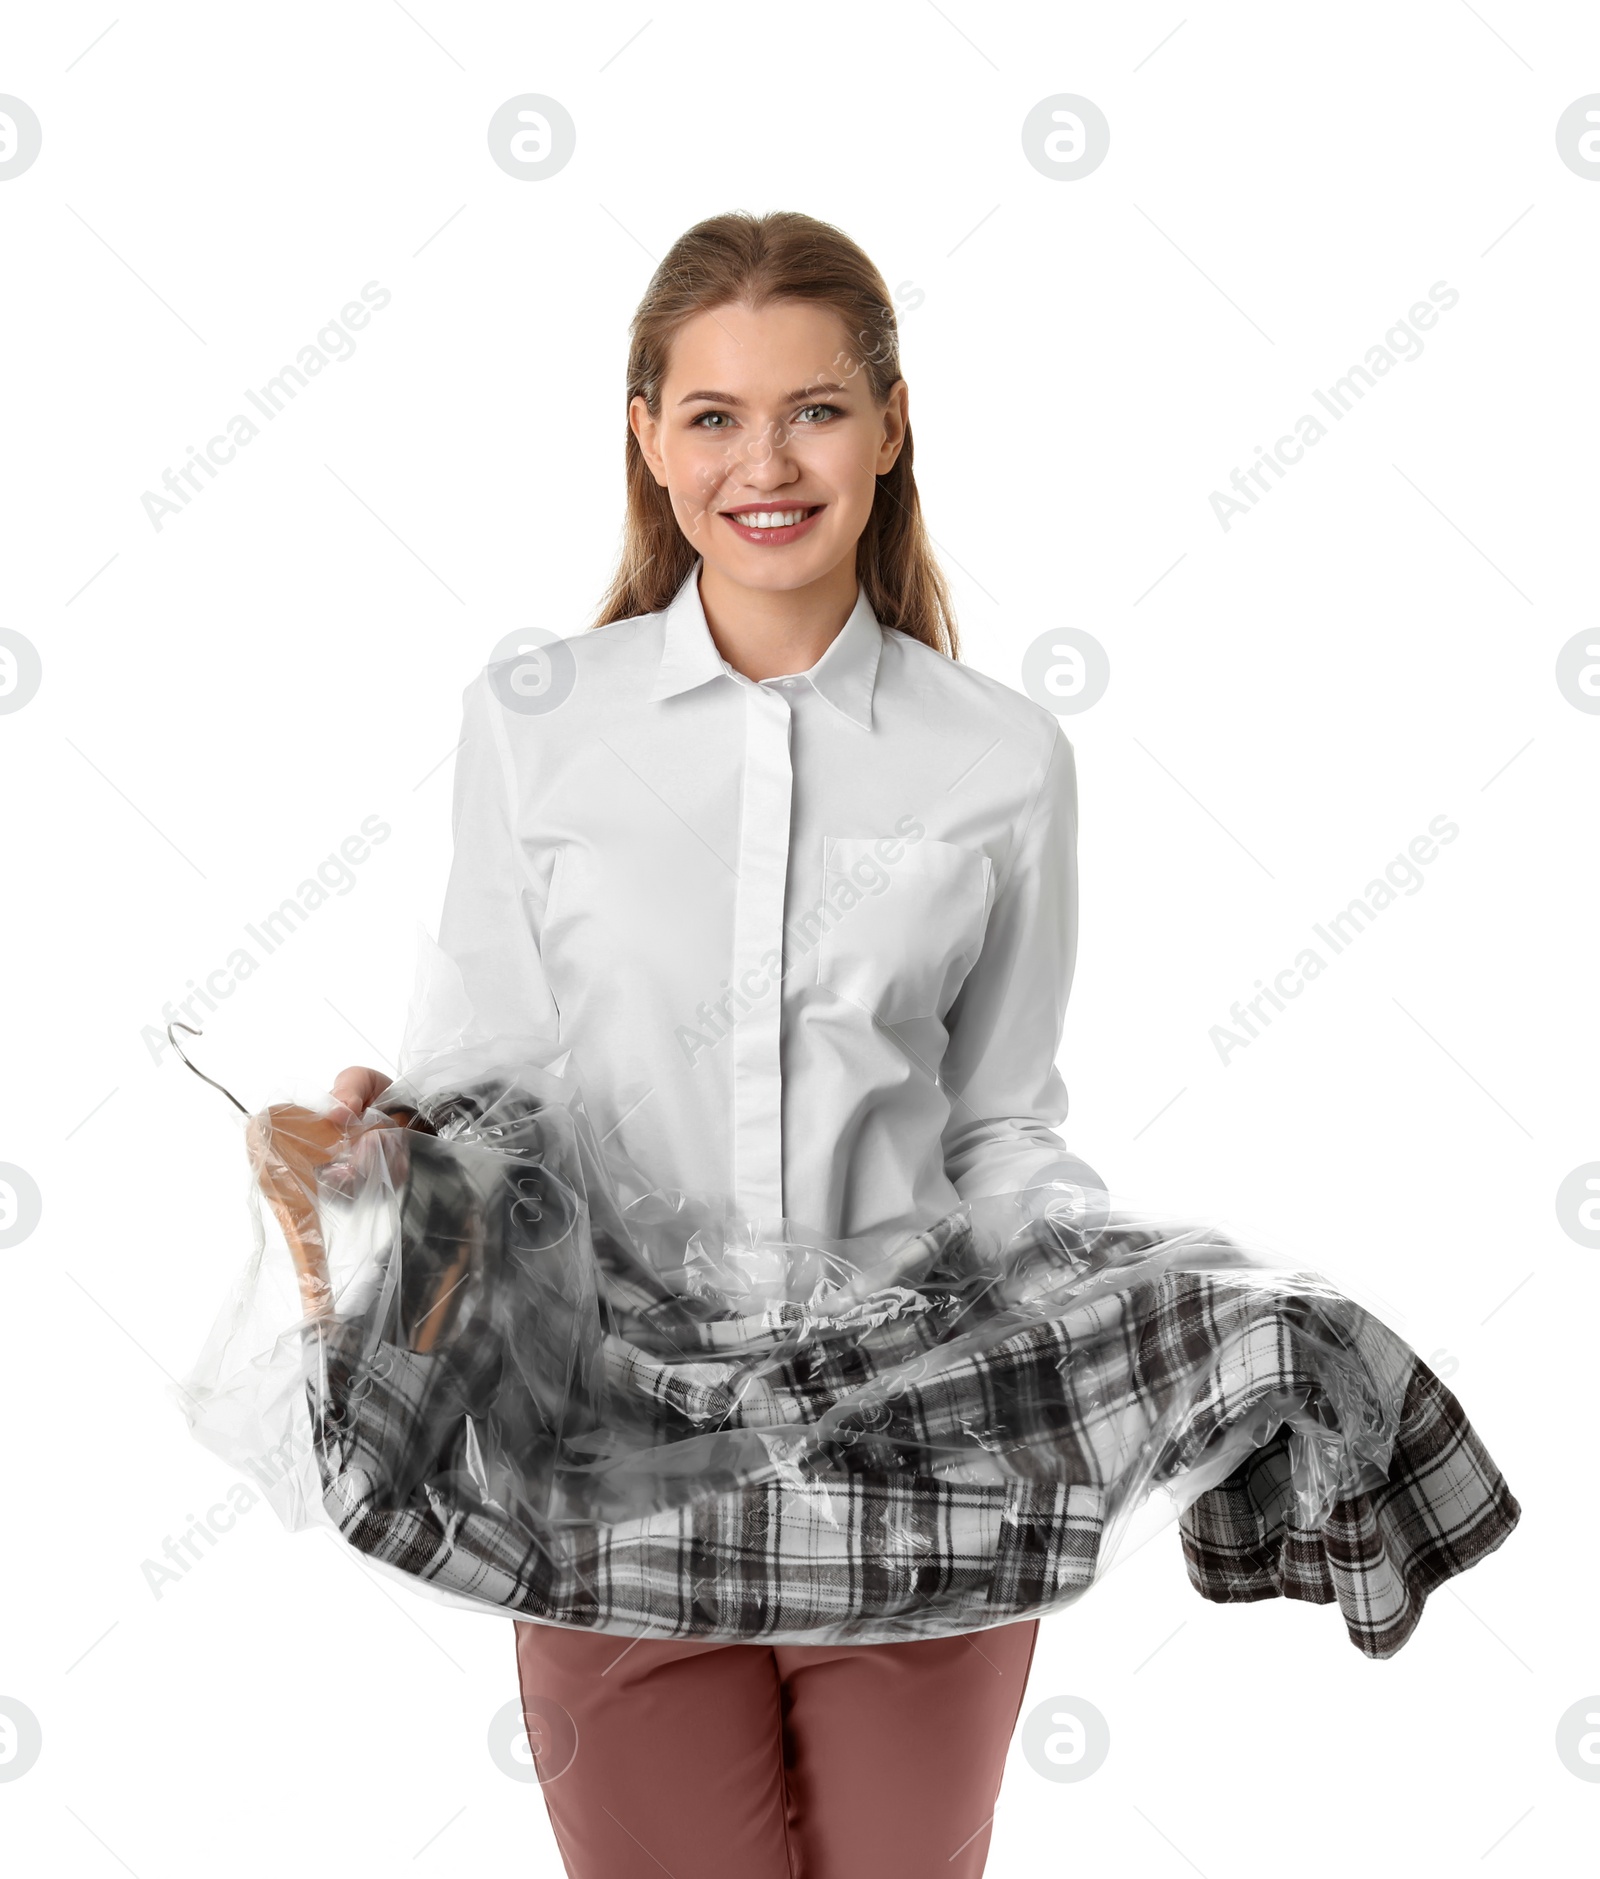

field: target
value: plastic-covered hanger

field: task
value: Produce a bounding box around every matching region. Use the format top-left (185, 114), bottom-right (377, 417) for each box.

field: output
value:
top-left (168, 1020), bottom-right (436, 1319)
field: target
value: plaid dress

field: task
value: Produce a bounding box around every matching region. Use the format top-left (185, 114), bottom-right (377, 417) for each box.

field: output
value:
top-left (301, 1072), bottom-right (1519, 1657)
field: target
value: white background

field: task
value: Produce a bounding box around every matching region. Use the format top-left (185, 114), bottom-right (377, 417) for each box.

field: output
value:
top-left (2, 3), bottom-right (1594, 1873)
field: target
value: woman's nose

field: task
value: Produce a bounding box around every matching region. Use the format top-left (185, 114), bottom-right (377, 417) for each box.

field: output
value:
top-left (733, 416), bottom-right (798, 474)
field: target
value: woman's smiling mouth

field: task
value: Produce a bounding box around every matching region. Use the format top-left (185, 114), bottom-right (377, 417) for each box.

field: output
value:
top-left (718, 503), bottom-right (826, 544)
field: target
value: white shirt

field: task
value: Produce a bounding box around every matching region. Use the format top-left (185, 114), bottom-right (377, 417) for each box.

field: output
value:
top-left (435, 559), bottom-right (1079, 1242)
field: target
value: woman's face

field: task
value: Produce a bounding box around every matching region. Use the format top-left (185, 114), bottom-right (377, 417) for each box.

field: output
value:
top-left (630, 298), bottom-right (908, 597)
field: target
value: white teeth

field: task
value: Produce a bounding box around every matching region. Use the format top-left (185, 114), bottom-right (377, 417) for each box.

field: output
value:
top-left (731, 509), bottom-right (809, 529)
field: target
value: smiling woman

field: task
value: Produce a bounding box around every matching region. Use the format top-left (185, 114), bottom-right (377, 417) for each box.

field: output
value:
top-left (329, 209), bottom-right (1070, 1879)
top-left (288, 203), bottom-right (1524, 1879)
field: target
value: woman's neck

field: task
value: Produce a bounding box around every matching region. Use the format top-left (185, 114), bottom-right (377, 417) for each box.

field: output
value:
top-left (696, 554), bottom-right (859, 682)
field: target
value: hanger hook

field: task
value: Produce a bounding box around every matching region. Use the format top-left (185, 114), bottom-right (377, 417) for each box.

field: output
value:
top-left (167, 1021), bottom-right (251, 1115)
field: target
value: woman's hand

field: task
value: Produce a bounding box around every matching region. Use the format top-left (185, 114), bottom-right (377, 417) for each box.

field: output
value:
top-left (329, 1065), bottom-right (392, 1127)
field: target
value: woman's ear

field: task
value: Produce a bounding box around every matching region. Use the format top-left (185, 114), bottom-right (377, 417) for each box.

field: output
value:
top-left (877, 380), bottom-right (910, 475)
top-left (629, 395), bottom-right (669, 487)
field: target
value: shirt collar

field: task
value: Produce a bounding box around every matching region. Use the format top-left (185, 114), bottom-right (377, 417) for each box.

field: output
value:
top-left (647, 558), bottom-right (883, 729)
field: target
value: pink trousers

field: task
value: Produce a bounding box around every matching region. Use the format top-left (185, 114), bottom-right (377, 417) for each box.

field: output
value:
top-left (513, 1617), bottom-right (1040, 1878)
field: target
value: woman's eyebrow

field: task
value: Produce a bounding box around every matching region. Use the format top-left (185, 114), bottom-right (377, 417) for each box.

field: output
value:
top-left (676, 382), bottom-right (852, 408)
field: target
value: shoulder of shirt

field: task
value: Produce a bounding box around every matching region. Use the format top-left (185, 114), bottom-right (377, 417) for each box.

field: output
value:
top-left (462, 612), bottom-right (662, 709)
top-left (558, 610), bottom-right (664, 685)
top-left (880, 626), bottom-right (1069, 764)
top-left (572, 610), bottom-right (660, 649)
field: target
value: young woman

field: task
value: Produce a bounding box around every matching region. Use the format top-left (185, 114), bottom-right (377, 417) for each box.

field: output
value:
top-left (332, 210), bottom-right (1079, 1879)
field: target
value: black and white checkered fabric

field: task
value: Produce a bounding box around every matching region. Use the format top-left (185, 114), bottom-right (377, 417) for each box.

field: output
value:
top-left (305, 1077), bottom-right (1519, 1657)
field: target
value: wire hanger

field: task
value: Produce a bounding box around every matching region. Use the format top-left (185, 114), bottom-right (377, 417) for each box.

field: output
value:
top-left (167, 1020), bottom-right (250, 1115)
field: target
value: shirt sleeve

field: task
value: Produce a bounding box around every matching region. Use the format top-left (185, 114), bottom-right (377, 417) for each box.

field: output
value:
top-left (431, 668), bottom-right (564, 1056)
top-left (939, 720), bottom-right (1079, 1200)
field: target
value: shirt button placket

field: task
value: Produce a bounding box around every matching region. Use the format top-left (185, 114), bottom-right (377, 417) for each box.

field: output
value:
top-left (729, 682), bottom-right (793, 1223)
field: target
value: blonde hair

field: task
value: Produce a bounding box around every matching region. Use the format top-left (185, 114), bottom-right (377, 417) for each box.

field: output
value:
top-left (592, 210), bottom-right (959, 659)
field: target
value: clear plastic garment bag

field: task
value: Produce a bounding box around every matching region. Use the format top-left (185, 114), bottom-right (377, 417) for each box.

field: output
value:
top-left (177, 940), bottom-right (1519, 1656)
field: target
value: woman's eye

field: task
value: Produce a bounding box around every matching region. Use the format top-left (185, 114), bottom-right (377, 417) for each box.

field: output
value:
top-left (691, 411), bottom-right (733, 430)
top-left (796, 403), bottom-right (842, 424)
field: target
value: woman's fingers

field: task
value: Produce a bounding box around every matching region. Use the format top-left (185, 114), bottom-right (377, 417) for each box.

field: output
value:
top-left (329, 1064), bottom-right (392, 1125)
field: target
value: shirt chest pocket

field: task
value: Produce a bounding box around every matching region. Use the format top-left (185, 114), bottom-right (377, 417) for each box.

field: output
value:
top-left (815, 836), bottom-right (994, 1026)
